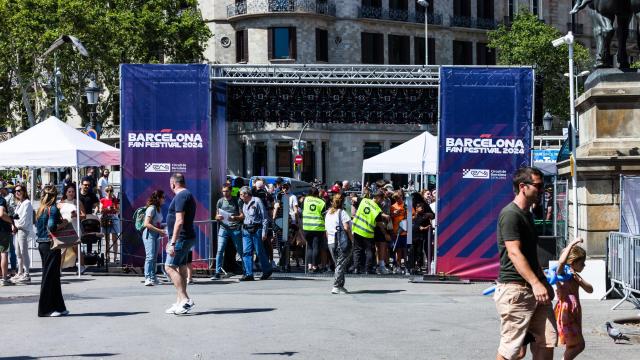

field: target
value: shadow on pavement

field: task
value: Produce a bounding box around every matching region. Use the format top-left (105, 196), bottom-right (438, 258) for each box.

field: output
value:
top-left (67, 311), bottom-right (148, 317)
top-left (269, 277), bottom-right (326, 281)
top-left (252, 351), bottom-right (298, 356)
top-left (349, 289), bottom-right (406, 294)
top-left (1, 353), bottom-right (118, 359)
top-left (195, 308), bottom-right (276, 315)
top-left (188, 280), bottom-right (236, 285)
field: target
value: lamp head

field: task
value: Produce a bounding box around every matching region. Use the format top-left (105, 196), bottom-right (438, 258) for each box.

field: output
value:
top-left (552, 32), bottom-right (574, 47)
top-left (417, 0), bottom-right (428, 7)
top-left (543, 112), bottom-right (553, 132)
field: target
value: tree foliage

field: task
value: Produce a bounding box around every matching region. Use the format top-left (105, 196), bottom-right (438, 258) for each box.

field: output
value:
top-left (0, 0), bottom-right (212, 130)
top-left (488, 11), bottom-right (591, 122)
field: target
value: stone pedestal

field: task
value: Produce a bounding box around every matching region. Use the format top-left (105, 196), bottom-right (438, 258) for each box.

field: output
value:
top-left (557, 74), bottom-right (640, 257)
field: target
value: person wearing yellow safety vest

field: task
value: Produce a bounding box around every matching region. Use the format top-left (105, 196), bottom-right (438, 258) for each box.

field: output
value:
top-left (302, 187), bottom-right (326, 273)
top-left (352, 191), bottom-right (389, 274)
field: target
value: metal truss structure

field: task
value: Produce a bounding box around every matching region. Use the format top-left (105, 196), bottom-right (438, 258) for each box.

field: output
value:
top-left (211, 64), bottom-right (440, 88)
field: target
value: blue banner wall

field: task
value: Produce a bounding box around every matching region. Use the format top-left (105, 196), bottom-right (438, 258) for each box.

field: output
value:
top-left (120, 64), bottom-right (211, 268)
top-left (437, 67), bottom-right (533, 280)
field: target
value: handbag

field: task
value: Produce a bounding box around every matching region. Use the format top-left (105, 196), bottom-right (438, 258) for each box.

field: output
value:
top-left (48, 208), bottom-right (80, 250)
top-left (336, 210), bottom-right (352, 254)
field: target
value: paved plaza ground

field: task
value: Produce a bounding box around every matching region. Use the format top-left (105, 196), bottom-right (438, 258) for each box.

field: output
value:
top-left (1, 272), bottom-right (639, 359)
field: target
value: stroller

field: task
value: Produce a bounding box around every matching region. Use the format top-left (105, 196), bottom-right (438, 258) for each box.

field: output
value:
top-left (81, 215), bottom-right (105, 268)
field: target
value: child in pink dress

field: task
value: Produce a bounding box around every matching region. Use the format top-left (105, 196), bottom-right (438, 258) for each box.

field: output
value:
top-left (554, 238), bottom-right (593, 360)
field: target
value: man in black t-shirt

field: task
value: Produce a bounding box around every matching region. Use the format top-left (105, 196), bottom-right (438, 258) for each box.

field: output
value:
top-left (494, 167), bottom-right (557, 360)
top-left (164, 173), bottom-right (196, 316)
top-left (79, 179), bottom-right (100, 254)
top-left (0, 196), bottom-right (14, 285)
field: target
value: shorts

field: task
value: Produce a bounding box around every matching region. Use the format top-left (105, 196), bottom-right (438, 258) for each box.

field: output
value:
top-left (393, 235), bottom-right (407, 249)
top-left (494, 283), bottom-right (558, 360)
top-left (165, 238), bottom-right (195, 267)
top-left (0, 232), bottom-right (11, 253)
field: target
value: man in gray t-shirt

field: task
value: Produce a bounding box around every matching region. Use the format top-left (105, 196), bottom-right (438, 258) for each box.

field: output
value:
top-left (494, 167), bottom-right (557, 360)
top-left (211, 185), bottom-right (243, 279)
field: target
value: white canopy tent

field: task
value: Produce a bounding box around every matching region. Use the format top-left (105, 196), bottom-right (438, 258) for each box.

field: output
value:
top-left (362, 131), bottom-right (438, 178)
top-left (0, 116), bottom-right (120, 276)
top-left (0, 116), bottom-right (119, 167)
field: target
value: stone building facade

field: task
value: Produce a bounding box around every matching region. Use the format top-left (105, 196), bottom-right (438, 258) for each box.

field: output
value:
top-left (199, 0), bottom-right (594, 184)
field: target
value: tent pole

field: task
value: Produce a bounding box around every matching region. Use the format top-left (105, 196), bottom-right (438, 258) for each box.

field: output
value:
top-left (74, 167), bottom-right (82, 277)
top-left (29, 168), bottom-right (36, 270)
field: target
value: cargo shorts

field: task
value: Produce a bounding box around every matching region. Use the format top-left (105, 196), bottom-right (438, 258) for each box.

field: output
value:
top-left (494, 283), bottom-right (558, 360)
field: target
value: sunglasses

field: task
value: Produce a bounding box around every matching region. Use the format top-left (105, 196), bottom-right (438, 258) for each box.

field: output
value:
top-left (14, 189), bottom-right (22, 193)
top-left (524, 182), bottom-right (544, 190)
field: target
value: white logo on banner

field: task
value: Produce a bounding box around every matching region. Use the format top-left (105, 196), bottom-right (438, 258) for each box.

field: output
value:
top-left (145, 163), bottom-right (171, 173)
top-left (462, 169), bottom-right (490, 179)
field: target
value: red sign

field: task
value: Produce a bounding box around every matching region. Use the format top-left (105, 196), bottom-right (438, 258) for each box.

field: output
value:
top-left (294, 154), bottom-right (303, 165)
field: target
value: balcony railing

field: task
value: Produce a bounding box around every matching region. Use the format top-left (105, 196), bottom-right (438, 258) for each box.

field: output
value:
top-left (415, 11), bottom-right (444, 25)
top-left (227, 0), bottom-right (336, 18)
top-left (359, 6), bottom-right (443, 25)
top-left (450, 15), bottom-right (498, 30)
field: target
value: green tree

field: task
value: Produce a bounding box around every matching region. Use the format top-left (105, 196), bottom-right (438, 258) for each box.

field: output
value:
top-left (488, 11), bottom-right (591, 122)
top-left (0, 0), bottom-right (212, 131)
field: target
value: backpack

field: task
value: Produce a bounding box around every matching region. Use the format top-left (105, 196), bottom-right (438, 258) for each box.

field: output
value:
top-left (133, 206), bottom-right (148, 232)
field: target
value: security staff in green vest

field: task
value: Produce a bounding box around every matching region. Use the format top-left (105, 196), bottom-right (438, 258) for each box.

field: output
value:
top-left (352, 191), bottom-right (386, 274)
top-left (302, 187), bottom-right (326, 272)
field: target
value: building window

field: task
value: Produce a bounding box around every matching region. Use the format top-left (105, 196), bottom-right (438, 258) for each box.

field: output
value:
top-left (415, 37), bottom-right (435, 65)
top-left (362, 0), bottom-right (382, 7)
top-left (253, 142), bottom-right (267, 176)
top-left (235, 29), bottom-right (248, 63)
top-left (476, 43), bottom-right (496, 65)
top-left (389, 0), bottom-right (408, 21)
top-left (276, 144), bottom-right (293, 177)
top-left (532, 0), bottom-right (539, 16)
top-left (316, 29), bottom-right (328, 62)
top-left (388, 35), bottom-right (410, 64)
top-left (301, 142), bottom-right (315, 181)
top-left (453, 40), bottom-right (473, 65)
top-left (508, 0), bottom-right (514, 22)
top-left (453, 0), bottom-right (471, 17)
top-left (361, 32), bottom-right (384, 64)
top-left (477, 0), bottom-right (494, 20)
top-left (363, 142), bottom-right (383, 183)
top-left (269, 27), bottom-right (296, 60)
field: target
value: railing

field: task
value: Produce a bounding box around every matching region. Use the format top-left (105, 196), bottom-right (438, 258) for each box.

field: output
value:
top-left (359, 6), bottom-right (443, 25)
top-left (602, 232), bottom-right (640, 310)
top-left (415, 11), bottom-right (443, 26)
top-left (227, 0), bottom-right (336, 18)
top-left (450, 15), bottom-right (498, 30)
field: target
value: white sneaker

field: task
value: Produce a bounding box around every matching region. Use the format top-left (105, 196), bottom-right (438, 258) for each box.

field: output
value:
top-left (12, 274), bottom-right (31, 284)
top-left (338, 287), bottom-right (349, 294)
top-left (48, 311), bottom-right (63, 317)
top-left (331, 287), bottom-right (340, 294)
top-left (174, 298), bottom-right (195, 315)
top-left (0, 278), bottom-right (13, 286)
top-left (144, 279), bottom-right (154, 286)
top-left (165, 303), bottom-right (179, 314)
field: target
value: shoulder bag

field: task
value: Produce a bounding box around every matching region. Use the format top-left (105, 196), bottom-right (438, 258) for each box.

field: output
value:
top-left (48, 208), bottom-right (80, 250)
top-left (336, 210), bottom-right (352, 254)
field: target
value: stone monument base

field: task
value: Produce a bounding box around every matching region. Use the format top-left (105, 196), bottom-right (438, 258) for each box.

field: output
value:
top-left (557, 72), bottom-right (640, 257)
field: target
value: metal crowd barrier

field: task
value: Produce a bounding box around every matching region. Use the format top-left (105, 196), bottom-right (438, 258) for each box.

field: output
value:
top-left (602, 232), bottom-right (640, 309)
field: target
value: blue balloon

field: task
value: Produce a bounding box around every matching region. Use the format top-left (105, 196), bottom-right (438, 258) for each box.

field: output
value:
top-left (483, 265), bottom-right (573, 296)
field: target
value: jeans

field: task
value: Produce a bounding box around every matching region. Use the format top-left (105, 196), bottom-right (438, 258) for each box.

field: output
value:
top-left (142, 229), bottom-right (160, 280)
top-left (329, 242), bottom-right (352, 288)
top-left (242, 228), bottom-right (272, 276)
top-left (216, 227), bottom-right (243, 273)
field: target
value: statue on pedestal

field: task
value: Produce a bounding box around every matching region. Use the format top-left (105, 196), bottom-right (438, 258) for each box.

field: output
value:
top-left (571, 0), bottom-right (640, 68)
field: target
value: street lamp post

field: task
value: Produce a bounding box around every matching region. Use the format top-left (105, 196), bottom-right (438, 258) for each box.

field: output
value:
top-left (417, 0), bottom-right (429, 65)
top-left (552, 31), bottom-right (579, 240)
top-left (84, 78), bottom-right (101, 130)
top-left (293, 121), bottom-right (310, 180)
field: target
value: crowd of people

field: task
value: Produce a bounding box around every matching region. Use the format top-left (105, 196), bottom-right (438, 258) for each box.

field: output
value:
top-left (0, 168), bottom-right (119, 288)
top-left (213, 176), bottom-right (438, 294)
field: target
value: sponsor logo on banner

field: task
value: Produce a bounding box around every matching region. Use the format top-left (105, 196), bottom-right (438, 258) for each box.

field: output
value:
top-left (462, 169), bottom-right (490, 179)
top-left (127, 129), bottom-right (204, 149)
top-left (445, 134), bottom-right (525, 154)
top-left (145, 163), bottom-right (171, 173)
